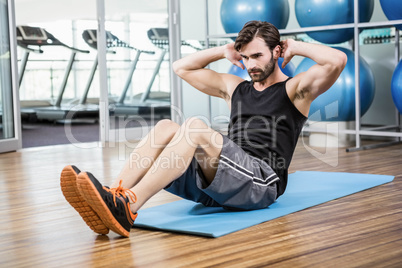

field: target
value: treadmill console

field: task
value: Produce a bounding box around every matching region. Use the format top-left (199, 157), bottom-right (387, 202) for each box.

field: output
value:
top-left (16, 25), bottom-right (53, 50)
top-left (17, 26), bottom-right (47, 41)
top-left (147, 28), bottom-right (169, 49)
top-left (147, 28), bottom-right (169, 41)
top-left (82, 29), bottom-right (133, 50)
top-left (147, 28), bottom-right (202, 51)
top-left (16, 25), bottom-right (77, 50)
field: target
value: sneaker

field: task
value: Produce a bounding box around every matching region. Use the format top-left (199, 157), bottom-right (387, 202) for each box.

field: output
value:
top-left (76, 171), bottom-right (137, 237)
top-left (60, 165), bottom-right (109, 235)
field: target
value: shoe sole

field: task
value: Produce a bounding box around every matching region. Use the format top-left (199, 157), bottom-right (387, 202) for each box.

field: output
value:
top-left (60, 165), bottom-right (109, 235)
top-left (76, 172), bottom-right (131, 237)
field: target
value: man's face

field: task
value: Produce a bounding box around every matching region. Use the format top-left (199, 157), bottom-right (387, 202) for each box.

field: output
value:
top-left (248, 54), bottom-right (275, 82)
top-left (239, 37), bottom-right (276, 82)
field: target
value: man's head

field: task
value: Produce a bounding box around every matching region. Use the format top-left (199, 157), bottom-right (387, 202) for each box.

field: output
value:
top-left (234, 21), bottom-right (280, 53)
top-left (234, 21), bottom-right (281, 82)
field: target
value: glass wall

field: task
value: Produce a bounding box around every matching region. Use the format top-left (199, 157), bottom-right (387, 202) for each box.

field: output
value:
top-left (0, 0), bottom-right (20, 153)
top-left (179, 0), bottom-right (231, 131)
top-left (16, 2), bottom-right (98, 115)
top-left (103, 0), bottom-right (171, 143)
top-left (14, 0), bottom-right (174, 147)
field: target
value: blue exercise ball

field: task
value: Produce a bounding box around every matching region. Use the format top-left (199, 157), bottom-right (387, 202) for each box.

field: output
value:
top-left (228, 58), bottom-right (296, 80)
top-left (295, 47), bottom-right (375, 121)
top-left (391, 60), bottom-right (402, 114)
top-left (295, 0), bottom-right (374, 44)
top-left (380, 0), bottom-right (402, 30)
top-left (220, 0), bottom-right (290, 36)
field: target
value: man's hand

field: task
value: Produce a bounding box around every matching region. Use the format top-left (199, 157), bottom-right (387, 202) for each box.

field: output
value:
top-left (224, 43), bottom-right (244, 69)
top-left (280, 39), bottom-right (297, 69)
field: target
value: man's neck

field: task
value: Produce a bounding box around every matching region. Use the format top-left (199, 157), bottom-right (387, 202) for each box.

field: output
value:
top-left (253, 69), bottom-right (288, 91)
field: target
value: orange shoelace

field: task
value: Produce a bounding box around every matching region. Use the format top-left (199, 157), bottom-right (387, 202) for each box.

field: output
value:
top-left (103, 180), bottom-right (137, 207)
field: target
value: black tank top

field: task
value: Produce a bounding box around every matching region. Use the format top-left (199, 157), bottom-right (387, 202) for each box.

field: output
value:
top-left (227, 78), bottom-right (307, 197)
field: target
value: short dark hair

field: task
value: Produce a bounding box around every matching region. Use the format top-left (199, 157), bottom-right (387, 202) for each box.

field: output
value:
top-left (234, 21), bottom-right (280, 52)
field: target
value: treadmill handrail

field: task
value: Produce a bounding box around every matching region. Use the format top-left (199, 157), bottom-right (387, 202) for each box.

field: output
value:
top-left (60, 44), bottom-right (90, 54)
top-left (17, 43), bottom-right (44, 53)
top-left (82, 29), bottom-right (155, 55)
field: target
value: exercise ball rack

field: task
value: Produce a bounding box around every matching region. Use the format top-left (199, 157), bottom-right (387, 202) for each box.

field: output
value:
top-left (202, 0), bottom-right (402, 152)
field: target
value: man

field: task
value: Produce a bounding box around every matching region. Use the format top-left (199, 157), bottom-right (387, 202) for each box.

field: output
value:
top-left (61, 21), bottom-right (347, 237)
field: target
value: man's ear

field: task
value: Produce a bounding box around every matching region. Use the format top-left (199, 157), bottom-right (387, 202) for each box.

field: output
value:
top-left (273, 45), bottom-right (281, 60)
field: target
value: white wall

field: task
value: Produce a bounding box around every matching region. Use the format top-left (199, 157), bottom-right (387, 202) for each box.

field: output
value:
top-left (14, 0), bottom-right (167, 24)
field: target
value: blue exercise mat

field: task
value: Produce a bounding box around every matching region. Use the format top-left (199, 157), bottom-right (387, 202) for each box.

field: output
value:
top-left (133, 171), bottom-right (394, 237)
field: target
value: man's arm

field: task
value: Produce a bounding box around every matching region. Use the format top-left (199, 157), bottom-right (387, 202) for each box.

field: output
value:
top-left (282, 39), bottom-right (347, 115)
top-left (172, 43), bottom-right (244, 101)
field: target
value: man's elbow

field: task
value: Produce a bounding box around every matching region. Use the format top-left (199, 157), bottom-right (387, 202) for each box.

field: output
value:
top-left (172, 60), bottom-right (189, 80)
top-left (327, 50), bottom-right (347, 79)
top-left (336, 51), bottom-right (348, 73)
top-left (172, 60), bottom-right (181, 76)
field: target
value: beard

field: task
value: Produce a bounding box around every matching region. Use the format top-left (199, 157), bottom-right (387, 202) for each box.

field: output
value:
top-left (248, 55), bottom-right (275, 82)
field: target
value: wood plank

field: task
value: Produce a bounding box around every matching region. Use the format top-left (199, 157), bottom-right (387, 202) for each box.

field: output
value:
top-left (0, 139), bottom-right (401, 267)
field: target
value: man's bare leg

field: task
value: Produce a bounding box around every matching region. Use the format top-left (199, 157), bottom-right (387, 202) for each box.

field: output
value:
top-left (128, 117), bottom-right (224, 212)
top-left (110, 119), bottom-right (180, 189)
top-left (75, 117), bottom-right (223, 237)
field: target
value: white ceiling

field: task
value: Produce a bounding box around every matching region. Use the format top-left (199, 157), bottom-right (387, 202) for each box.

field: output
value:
top-left (14, 0), bottom-right (168, 24)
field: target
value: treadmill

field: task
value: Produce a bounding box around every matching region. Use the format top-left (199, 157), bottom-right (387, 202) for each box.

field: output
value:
top-left (80, 29), bottom-right (155, 107)
top-left (33, 28), bottom-right (146, 122)
top-left (16, 25), bottom-right (97, 122)
top-left (113, 28), bottom-right (203, 119)
top-left (112, 28), bottom-right (172, 119)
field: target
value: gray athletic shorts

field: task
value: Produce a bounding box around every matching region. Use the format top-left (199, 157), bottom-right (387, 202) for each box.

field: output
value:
top-left (165, 135), bottom-right (279, 211)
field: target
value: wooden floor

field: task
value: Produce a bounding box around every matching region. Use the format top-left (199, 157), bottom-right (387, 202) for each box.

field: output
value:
top-left (1, 138), bottom-right (401, 267)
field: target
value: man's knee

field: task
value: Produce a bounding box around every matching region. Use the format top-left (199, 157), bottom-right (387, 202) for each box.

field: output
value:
top-left (154, 119), bottom-right (180, 136)
top-left (182, 117), bottom-right (208, 130)
top-left (146, 119), bottom-right (181, 148)
top-left (181, 117), bottom-right (214, 145)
